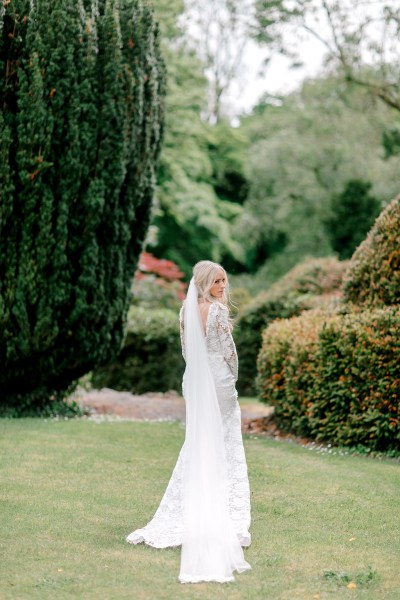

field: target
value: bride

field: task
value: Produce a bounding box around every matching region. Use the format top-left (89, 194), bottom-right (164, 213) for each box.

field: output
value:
top-left (126, 260), bottom-right (251, 583)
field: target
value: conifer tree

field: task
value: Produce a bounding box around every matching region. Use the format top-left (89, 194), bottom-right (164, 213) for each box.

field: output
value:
top-left (0, 0), bottom-right (165, 412)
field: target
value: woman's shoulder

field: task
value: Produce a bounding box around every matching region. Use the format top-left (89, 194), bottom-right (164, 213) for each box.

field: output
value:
top-left (209, 301), bottom-right (229, 320)
top-left (214, 301), bottom-right (228, 312)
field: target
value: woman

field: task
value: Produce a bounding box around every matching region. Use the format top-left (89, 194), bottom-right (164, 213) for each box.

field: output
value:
top-left (126, 261), bottom-right (251, 583)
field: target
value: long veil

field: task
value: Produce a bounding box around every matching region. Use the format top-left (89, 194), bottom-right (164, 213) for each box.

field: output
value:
top-left (179, 278), bottom-right (251, 583)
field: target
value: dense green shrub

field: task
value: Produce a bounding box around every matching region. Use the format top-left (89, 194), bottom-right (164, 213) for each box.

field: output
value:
top-left (343, 195), bottom-right (400, 307)
top-left (91, 307), bottom-right (183, 394)
top-left (235, 257), bottom-right (349, 395)
top-left (257, 306), bottom-right (400, 451)
top-left (0, 0), bottom-right (165, 413)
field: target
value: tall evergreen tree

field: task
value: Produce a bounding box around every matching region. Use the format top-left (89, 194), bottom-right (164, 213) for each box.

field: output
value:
top-left (0, 0), bottom-right (165, 412)
top-left (325, 180), bottom-right (381, 260)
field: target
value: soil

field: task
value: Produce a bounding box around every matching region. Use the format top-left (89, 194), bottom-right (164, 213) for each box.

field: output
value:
top-left (72, 388), bottom-right (316, 446)
top-left (72, 387), bottom-right (278, 435)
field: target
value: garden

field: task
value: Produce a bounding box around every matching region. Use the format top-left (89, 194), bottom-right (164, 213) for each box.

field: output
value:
top-left (1, 0), bottom-right (399, 598)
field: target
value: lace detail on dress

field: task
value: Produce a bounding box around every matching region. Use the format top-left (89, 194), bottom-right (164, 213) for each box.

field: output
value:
top-left (126, 300), bottom-right (251, 550)
top-left (207, 302), bottom-right (238, 381)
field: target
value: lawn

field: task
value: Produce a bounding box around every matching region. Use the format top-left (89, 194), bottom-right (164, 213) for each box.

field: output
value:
top-left (1, 417), bottom-right (399, 600)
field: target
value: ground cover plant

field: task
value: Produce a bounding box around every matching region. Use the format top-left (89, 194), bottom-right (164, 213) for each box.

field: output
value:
top-left (1, 418), bottom-right (399, 600)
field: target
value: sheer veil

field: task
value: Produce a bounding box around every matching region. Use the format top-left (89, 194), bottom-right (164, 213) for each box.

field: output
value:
top-left (179, 278), bottom-right (251, 583)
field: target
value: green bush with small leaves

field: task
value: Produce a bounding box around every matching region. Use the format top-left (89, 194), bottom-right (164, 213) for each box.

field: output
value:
top-left (91, 306), bottom-right (183, 394)
top-left (257, 306), bottom-right (400, 451)
top-left (343, 195), bottom-right (400, 307)
top-left (235, 257), bottom-right (348, 395)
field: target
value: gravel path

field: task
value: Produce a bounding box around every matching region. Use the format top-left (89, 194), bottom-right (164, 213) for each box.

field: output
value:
top-left (72, 387), bottom-right (273, 422)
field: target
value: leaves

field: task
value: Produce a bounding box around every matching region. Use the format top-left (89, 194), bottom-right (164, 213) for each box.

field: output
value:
top-left (257, 305), bottom-right (400, 451)
top-left (236, 257), bottom-right (347, 395)
top-left (343, 195), bottom-right (400, 307)
top-left (0, 0), bottom-right (165, 410)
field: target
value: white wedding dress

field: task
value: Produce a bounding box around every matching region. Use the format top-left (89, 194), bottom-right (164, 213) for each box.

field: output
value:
top-left (126, 298), bottom-right (251, 578)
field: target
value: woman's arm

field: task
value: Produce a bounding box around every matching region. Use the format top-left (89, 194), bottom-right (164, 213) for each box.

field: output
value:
top-left (215, 305), bottom-right (238, 381)
top-left (179, 305), bottom-right (186, 362)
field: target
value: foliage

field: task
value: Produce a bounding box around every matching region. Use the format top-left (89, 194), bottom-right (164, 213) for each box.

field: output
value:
top-left (322, 566), bottom-right (378, 588)
top-left (235, 257), bottom-right (348, 396)
top-left (382, 123), bottom-right (400, 158)
top-left (325, 179), bottom-right (381, 260)
top-left (131, 252), bottom-right (186, 311)
top-left (131, 277), bottom-right (184, 312)
top-left (146, 0), bottom-right (249, 276)
top-left (0, 383), bottom-right (83, 418)
top-left (267, 256), bottom-right (349, 297)
top-left (0, 0), bottom-right (165, 412)
top-left (149, 2), bottom-right (399, 282)
top-left (91, 306), bottom-right (183, 394)
top-left (237, 76), bottom-right (400, 284)
top-left (207, 121), bottom-right (249, 205)
top-left (152, 99), bottom-right (247, 275)
top-left (343, 195), bottom-right (400, 308)
top-left (137, 252), bottom-right (185, 282)
top-left (257, 306), bottom-right (400, 451)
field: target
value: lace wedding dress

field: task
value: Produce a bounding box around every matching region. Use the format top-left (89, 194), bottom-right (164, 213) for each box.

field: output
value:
top-left (126, 297), bottom-right (251, 579)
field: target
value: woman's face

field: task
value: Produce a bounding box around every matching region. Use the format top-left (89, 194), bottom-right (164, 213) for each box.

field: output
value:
top-left (209, 268), bottom-right (226, 299)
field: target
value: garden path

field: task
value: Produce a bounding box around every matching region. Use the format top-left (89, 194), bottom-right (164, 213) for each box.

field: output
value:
top-left (73, 387), bottom-right (273, 424)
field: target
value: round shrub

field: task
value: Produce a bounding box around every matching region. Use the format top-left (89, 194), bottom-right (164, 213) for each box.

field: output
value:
top-left (343, 195), bottom-right (400, 307)
top-left (257, 306), bottom-right (400, 451)
top-left (235, 257), bottom-right (349, 396)
top-left (256, 309), bottom-right (333, 435)
top-left (269, 256), bottom-right (350, 297)
top-left (91, 307), bottom-right (183, 394)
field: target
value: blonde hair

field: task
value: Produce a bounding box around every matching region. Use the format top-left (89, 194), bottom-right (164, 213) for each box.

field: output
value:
top-left (192, 260), bottom-right (230, 306)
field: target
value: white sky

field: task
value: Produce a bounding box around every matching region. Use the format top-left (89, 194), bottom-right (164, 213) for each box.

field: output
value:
top-left (184, 0), bottom-right (398, 118)
top-left (227, 37), bottom-right (328, 115)
top-left (183, 0), bottom-right (329, 117)
top-left (247, 41), bottom-right (323, 107)
top-left (223, 0), bottom-right (398, 116)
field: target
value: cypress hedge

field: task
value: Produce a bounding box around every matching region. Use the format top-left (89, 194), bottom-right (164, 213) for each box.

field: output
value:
top-left (0, 0), bottom-right (165, 413)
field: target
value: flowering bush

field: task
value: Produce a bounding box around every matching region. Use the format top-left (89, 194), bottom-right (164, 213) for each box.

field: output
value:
top-left (343, 195), bottom-right (400, 307)
top-left (131, 252), bottom-right (186, 311)
top-left (257, 306), bottom-right (400, 451)
top-left (137, 252), bottom-right (185, 282)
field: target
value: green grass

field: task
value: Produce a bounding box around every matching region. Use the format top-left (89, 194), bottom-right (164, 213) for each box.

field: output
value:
top-left (238, 396), bottom-right (263, 406)
top-left (1, 418), bottom-right (399, 600)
